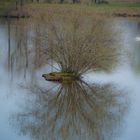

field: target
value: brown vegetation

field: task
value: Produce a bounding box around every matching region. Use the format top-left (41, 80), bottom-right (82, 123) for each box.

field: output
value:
top-left (32, 11), bottom-right (118, 76)
top-left (7, 7), bottom-right (118, 79)
top-left (11, 81), bottom-right (128, 140)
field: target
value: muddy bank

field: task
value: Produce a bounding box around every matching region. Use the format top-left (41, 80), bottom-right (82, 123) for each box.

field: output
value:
top-left (0, 7), bottom-right (30, 18)
top-left (113, 13), bottom-right (140, 18)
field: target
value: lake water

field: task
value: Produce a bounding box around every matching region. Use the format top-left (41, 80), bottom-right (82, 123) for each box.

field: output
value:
top-left (0, 18), bottom-right (140, 140)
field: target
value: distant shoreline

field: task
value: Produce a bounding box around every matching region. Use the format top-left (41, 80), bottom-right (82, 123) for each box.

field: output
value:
top-left (0, 3), bottom-right (140, 19)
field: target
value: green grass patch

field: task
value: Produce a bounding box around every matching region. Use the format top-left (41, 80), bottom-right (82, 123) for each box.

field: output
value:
top-left (30, 3), bottom-right (140, 10)
top-left (42, 72), bottom-right (77, 83)
top-left (29, 3), bottom-right (140, 17)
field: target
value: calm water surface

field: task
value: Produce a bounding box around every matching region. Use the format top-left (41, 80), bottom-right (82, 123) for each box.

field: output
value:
top-left (0, 18), bottom-right (140, 140)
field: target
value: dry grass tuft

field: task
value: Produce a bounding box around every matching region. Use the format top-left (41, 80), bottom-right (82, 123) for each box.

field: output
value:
top-left (32, 11), bottom-right (118, 76)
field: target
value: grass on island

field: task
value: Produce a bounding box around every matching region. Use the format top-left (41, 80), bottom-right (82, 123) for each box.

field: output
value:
top-left (42, 72), bottom-right (77, 82)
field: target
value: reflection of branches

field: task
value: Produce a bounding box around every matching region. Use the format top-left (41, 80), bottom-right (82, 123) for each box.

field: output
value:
top-left (6, 19), bottom-right (49, 79)
top-left (11, 81), bottom-right (128, 140)
top-left (7, 19), bottom-right (30, 78)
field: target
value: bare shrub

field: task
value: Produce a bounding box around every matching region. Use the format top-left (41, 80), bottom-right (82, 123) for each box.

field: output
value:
top-left (7, 8), bottom-right (118, 79)
top-left (35, 11), bottom-right (118, 76)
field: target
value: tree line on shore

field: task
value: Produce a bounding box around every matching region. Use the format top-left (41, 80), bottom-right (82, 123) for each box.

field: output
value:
top-left (1, 0), bottom-right (109, 6)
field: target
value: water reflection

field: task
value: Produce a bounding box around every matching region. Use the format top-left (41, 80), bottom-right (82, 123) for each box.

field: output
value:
top-left (4, 18), bottom-right (129, 140)
top-left (6, 19), bottom-right (30, 78)
top-left (132, 22), bottom-right (140, 72)
top-left (5, 19), bottom-right (47, 82)
top-left (2, 14), bottom-right (140, 140)
top-left (114, 19), bottom-right (140, 73)
top-left (135, 37), bottom-right (140, 41)
top-left (11, 81), bottom-right (128, 140)
top-left (1, 17), bottom-right (139, 140)
top-left (126, 21), bottom-right (140, 73)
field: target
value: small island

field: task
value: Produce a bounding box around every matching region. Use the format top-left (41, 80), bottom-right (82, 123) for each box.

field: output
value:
top-left (42, 72), bottom-right (78, 82)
